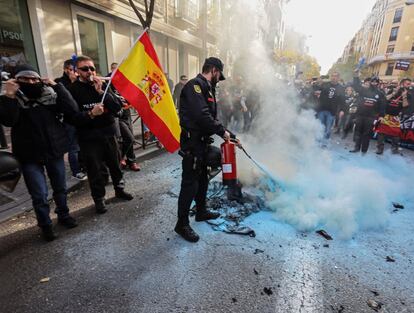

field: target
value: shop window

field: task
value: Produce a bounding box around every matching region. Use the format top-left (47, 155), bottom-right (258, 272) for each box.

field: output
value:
top-left (393, 8), bottom-right (403, 23)
top-left (385, 63), bottom-right (394, 76)
top-left (0, 0), bottom-right (38, 72)
top-left (389, 27), bottom-right (399, 42)
top-left (386, 45), bottom-right (395, 54)
top-left (77, 15), bottom-right (108, 75)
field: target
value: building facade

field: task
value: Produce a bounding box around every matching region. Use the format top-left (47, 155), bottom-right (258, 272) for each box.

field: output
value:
top-left (338, 0), bottom-right (414, 80)
top-left (0, 0), bottom-right (223, 83)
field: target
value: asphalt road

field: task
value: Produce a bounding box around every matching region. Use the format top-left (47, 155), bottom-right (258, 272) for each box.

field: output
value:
top-left (0, 152), bottom-right (413, 313)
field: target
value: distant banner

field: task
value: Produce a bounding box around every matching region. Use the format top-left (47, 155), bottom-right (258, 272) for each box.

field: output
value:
top-left (395, 60), bottom-right (410, 71)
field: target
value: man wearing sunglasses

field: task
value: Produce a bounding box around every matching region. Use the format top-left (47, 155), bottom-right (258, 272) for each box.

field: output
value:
top-left (67, 56), bottom-right (133, 214)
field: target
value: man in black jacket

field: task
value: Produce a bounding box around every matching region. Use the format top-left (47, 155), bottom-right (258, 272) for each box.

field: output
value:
top-left (55, 59), bottom-right (77, 88)
top-left (0, 64), bottom-right (83, 241)
top-left (316, 72), bottom-right (345, 146)
top-left (351, 73), bottom-right (385, 154)
top-left (175, 57), bottom-right (240, 243)
top-left (67, 56), bottom-right (133, 214)
top-left (55, 59), bottom-right (87, 181)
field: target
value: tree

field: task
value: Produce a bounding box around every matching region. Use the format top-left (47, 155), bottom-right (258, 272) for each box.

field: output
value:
top-left (329, 54), bottom-right (370, 82)
top-left (274, 50), bottom-right (321, 79)
top-left (128, 0), bottom-right (155, 30)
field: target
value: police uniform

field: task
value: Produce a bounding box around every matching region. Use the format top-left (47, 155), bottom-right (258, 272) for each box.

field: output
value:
top-left (176, 72), bottom-right (227, 228)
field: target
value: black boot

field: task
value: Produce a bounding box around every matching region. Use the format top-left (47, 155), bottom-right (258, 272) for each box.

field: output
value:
top-left (174, 224), bottom-right (200, 242)
top-left (195, 210), bottom-right (220, 222)
top-left (58, 215), bottom-right (78, 229)
top-left (349, 147), bottom-right (360, 153)
top-left (95, 199), bottom-right (107, 214)
top-left (115, 189), bottom-right (134, 201)
top-left (41, 225), bottom-right (58, 242)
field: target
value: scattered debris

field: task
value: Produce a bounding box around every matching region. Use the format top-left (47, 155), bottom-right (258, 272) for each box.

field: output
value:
top-left (316, 230), bottom-right (333, 240)
top-left (392, 202), bottom-right (404, 209)
top-left (386, 256), bottom-right (395, 262)
top-left (253, 268), bottom-right (259, 275)
top-left (166, 238), bottom-right (170, 241)
top-left (323, 244), bottom-right (330, 248)
top-left (188, 181), bottom-right (266, 237)
top-left (254, 249), bottom-right (264, 255)
top-left (367, 299), bottom-right (383, 311)
top-left (263, 287), bottom-right (273, 296)
top-left (231, 297), bottom-right (237, 303)
top-left (370, 290), bottom-right (379, 296)
top-left (40, 277), bottom-right (50, 283)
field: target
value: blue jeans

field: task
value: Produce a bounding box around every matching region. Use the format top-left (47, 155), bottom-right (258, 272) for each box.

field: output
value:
top-left (317, 111), bottom-right (335, 140)
top-left (65, 124), bottom-right (81, 176)
top-left (21, 157), bottom-right (69, 227)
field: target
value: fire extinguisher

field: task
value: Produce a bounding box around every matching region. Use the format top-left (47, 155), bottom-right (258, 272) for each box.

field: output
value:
top-left (221, 140), bottom-right (237, 186)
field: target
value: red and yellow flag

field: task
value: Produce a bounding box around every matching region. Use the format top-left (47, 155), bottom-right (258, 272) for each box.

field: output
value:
top-left (111, 31), bottom-right (180, 153)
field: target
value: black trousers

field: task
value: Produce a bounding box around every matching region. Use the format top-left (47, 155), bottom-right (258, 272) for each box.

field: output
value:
top-left (80, 136), bottom-right (124, 201)
top-left (177, 153), bottom-right (209, 226)
top-left (119, 118), bottom-right (136, 163)
top-left (354, 116), bottom-right (375, 153)
top-left (0, 125), bottom-right (7, 148)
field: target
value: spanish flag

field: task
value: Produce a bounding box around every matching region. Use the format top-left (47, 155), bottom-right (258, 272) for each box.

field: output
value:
top-left (111, 31), bottom-right (180, 153)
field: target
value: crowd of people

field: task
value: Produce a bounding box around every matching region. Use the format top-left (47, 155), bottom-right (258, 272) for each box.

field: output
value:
top-left (1, 54), bottom-right (414, 243)
top-left (0, 56), bottom-right (169, 241)
top-left (296, 71), bottom-right (414, 155)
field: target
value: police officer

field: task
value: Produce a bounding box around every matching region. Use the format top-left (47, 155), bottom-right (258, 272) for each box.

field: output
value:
top-left (175, 57), bottom-right (240, 243)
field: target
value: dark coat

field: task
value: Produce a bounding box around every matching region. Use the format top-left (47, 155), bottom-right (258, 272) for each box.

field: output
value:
top-left (0, 83), bottom-right (88, 163)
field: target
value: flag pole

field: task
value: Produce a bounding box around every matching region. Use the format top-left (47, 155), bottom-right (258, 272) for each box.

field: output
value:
top-left (101, 27), bottom-right (149, 103)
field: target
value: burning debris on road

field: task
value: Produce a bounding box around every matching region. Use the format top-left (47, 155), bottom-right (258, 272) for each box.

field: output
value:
top-left (188, 181), bottom-right (268, 237)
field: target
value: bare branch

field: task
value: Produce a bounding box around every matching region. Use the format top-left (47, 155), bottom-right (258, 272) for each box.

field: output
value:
top-left (144, 0), bottom-right (149, 15)
top-left (128, 0), bottom-right (147, 28)
top-left (147, 0), bottom-right (155, 27)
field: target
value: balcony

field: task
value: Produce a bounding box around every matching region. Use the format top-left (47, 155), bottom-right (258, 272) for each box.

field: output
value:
top-left (368, 51), bottom-right (414, 65)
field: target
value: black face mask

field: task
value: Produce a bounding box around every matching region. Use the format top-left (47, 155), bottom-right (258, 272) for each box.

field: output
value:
top-left (18, 82), bottom-right (44, 99)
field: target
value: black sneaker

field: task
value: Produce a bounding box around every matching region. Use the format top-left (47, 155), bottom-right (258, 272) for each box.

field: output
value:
top-left (115, 189), bottom-right (134, 201)
top-left (95, 200), bottom-right (107, 214)
top-left (174, 225), bottom-right (200, 242)
top-left (58, 215), bottom-right (78, 229)
top-left (195, 210), bottom-right (220, 222)
top-left (41, 225), bottom-right (58, 242)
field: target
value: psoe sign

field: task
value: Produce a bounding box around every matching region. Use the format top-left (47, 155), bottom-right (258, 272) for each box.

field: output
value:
top-left (1, 29), bottom-right (24, 41)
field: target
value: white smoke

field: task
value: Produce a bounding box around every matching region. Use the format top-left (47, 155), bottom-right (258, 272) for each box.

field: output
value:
top-left (218, 0), bottom-right (414, 239)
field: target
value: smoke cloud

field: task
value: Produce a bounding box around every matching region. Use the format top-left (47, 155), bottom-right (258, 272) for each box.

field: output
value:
top-left (218, 0), bottom-right (414, 239)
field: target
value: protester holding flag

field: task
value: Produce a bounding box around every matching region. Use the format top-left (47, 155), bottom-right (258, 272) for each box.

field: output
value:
top-left (67, 56), bottom-right (133, 214)
top-left (175, 57), bottom-right (240, 243)
top-left (376, 78), bottom-right (411, 154)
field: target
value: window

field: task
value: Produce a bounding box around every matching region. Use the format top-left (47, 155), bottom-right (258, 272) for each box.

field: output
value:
top-left (386, 45), bottom-right (395, 53)
top-left (385, 63), bottom-right (394, 76)
top-left (393, 8), bottom-right (403, 23)
top-left (77, 15), bottom-right (108, 75)
top-left (389, 27), bottom-right (399, 41)
top-left (175, 0), bottom-right (199, 23)
top-left (0, 0), bottom-right (38, 71)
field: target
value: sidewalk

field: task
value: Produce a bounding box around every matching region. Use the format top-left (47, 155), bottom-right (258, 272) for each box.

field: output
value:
top-left (0, 139), bottom-right (164, 223)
